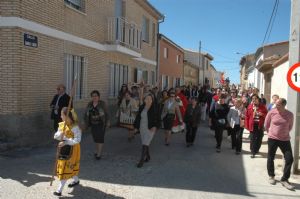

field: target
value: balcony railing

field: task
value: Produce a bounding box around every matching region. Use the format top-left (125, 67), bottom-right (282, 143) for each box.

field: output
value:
top-left (107, 17), bottom-right (142, 51)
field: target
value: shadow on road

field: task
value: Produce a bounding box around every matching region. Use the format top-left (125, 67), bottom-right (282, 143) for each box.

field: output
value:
top-left (1, 126), bottom-right (299, 198)
top-left (78, 126), bottom-right (254, 197)
top-left (60, 184), bottom-right (125, 199)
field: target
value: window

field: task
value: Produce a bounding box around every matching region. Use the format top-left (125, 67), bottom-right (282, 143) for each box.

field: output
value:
top-left (175, 78), bottom-right (181, 86)
top-left (142, 16), bottom-right (150, 43)
top-left (151, 71), bottom-right (155, 85)
top-left (64, 54), bottom-right (87, 100)
top-left (172, 77), bottom-right (176, 88)
top-left (109, 63), bottom-right (129, 97)
top-left (164, 48), bottom-right (168, 59)
top-left (152, 23), bottom-right (156, 47)
top-left (162, 75), bottom-right (169, 89)
top-left (64, 0), bottom-right (84, 12)
top-left (134, 68), bottom-right (150, 84)
top-left (176, 55), bottom-right (181, 63)
top-left (206, 59), bottom-right (209, 70)
top-left (143, 70), bottom-right (148, 84)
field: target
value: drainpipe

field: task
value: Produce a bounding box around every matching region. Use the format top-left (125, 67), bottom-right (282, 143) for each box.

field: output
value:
top-left (156, 15), bottom-right (165, 87)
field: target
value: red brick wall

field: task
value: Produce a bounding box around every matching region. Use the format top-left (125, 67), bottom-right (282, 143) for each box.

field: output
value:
top-left (159, 38), bottom-right (184, 79)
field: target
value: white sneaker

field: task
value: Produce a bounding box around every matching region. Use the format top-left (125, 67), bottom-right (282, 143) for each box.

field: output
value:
top-left (280, 180), bottom-right (295, 190)
top-left (268, 176), bottom-right (276, 185)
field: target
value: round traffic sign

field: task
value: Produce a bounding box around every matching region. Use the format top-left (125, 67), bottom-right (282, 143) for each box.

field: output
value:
top-left (287, 62), bottom-right (300, 92)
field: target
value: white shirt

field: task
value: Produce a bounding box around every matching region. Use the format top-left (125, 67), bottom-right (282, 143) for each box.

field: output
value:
top-left (227, 106), bottom-right (241, 128)
top-left (54, 125), bottom-right (82, 145)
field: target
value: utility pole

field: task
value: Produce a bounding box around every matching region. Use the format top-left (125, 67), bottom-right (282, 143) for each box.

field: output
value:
top-left (288, 0), bottom-right (300, 173)
top-left (199, 41), bottom-right (202, 86)
top-left (156, 16), bottom-right (165, 88)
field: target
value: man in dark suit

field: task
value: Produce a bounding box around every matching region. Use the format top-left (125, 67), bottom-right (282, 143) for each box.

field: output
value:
top-left (50, 84), bottom-right (71, 131)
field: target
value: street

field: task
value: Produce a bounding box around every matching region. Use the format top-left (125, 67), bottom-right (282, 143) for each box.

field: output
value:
top-left (0, 124), bottom-right (299, 199)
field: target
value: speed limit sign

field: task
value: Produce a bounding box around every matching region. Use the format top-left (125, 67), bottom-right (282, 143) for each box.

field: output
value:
top-left (287, 62), bottom-right (300, 92)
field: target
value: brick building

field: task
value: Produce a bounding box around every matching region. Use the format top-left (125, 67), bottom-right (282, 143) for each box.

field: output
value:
top-left (0, 0), bottom-right (163, 150)
top-left (183, 60), bottom-right (199, 86)
top-left (158, 34), bottom-right (184, 89)
top-left (184, 49), bottom-right (214, 88)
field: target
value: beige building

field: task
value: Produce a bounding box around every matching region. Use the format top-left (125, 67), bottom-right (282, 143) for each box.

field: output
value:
top-left (209, 64), bottom-right (218, 88)
top-left (0, 0), bottom-right (163, 149)
top-left (271, 53), bottom-right (289, 99)
top-left (239, 54), bottom-right (255, 90)
top-left (255, 41), bottom-right (289, 103)
top-left (184, 49), bottom-right (214, 87)
top-left (183, 60), bottom-right (199, 86)
top-left (203, 53), bottom-right (214, 87)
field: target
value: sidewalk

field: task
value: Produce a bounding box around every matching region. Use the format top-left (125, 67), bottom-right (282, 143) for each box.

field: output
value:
top-left (0, 124), bottom-right (299, 199)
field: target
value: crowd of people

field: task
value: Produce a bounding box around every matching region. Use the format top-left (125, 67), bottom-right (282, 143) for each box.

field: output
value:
top-left (49, 81), bottom-right (296, 196)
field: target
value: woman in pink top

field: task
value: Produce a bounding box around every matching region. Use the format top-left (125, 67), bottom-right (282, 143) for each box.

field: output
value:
top-left (264, 98), bottom-right (294, 190)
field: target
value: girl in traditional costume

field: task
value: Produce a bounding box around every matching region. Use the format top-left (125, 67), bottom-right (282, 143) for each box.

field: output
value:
top-left (53, 107), bottom-right (81, 196)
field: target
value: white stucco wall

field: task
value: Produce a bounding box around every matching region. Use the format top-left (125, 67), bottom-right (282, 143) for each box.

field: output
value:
top-left (254, 54), bottom-right (265, 93)
top-left (271, 61), bottom-right (289, 101)
top-left (251, 68), bottom-right (264, 93)
top-left (247, 69), bottom-right (255, 88)
top-left (259, 72), bottom-right (265, 95)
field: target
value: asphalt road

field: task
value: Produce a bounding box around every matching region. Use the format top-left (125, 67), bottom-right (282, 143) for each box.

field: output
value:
top-left (0, 123), bottom-right (299, 199)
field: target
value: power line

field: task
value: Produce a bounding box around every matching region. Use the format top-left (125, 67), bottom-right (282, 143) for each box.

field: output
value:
top-left (266, 0), bottom-right (279, 43)
top-left (219, 65), bottom-right (240, 69)
top-left (213, 61), bottom-right (238, 63)
top-left (261, 0), bottom-right (279, 46)
top-left (202, 47), bottom-right (238, 61)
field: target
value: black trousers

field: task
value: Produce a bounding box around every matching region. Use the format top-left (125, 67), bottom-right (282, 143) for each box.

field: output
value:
top-left (267, 138), bottom-right (293, 181)
top-left (231, 125), bottom-right (244, 152)
top-left (53, 117), bottom-right (62, 132)
top-left (215, 124), bottom-right (225, 148)
top-left (226, 127), bottom-right (232, 137)
top-left (250, 123), bottom-right (264, 154)
top-left (186, 125), bottom-right (198, 144)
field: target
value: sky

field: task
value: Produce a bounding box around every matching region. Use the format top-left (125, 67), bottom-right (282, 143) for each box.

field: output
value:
top-left (148, 0), bottom-right (291, 84)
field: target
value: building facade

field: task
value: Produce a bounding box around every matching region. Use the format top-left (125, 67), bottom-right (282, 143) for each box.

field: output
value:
top-left (271, 54), bottom-right (289, 99)
top-left (209, 64), bottom-right (219, 88)
top-left (239, 54), bottom-right (255, 90)
top-left (255, 41), bottom-right (289, 103)
top-left (183, 60), bottom-right (199, 86)
top-left (158, 34), bottom-right (184, 89)
top-left (184, 49), bottom-right (213, 87)
top-left (0, 0), bottom-right (163, 149)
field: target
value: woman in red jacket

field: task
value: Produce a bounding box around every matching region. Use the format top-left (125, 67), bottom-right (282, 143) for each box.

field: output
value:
top-left (245, 94), bottom-right (267, 158)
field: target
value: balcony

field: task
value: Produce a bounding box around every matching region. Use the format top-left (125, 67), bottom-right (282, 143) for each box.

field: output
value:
top-left (107, 17), bottom-right (142, 53)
